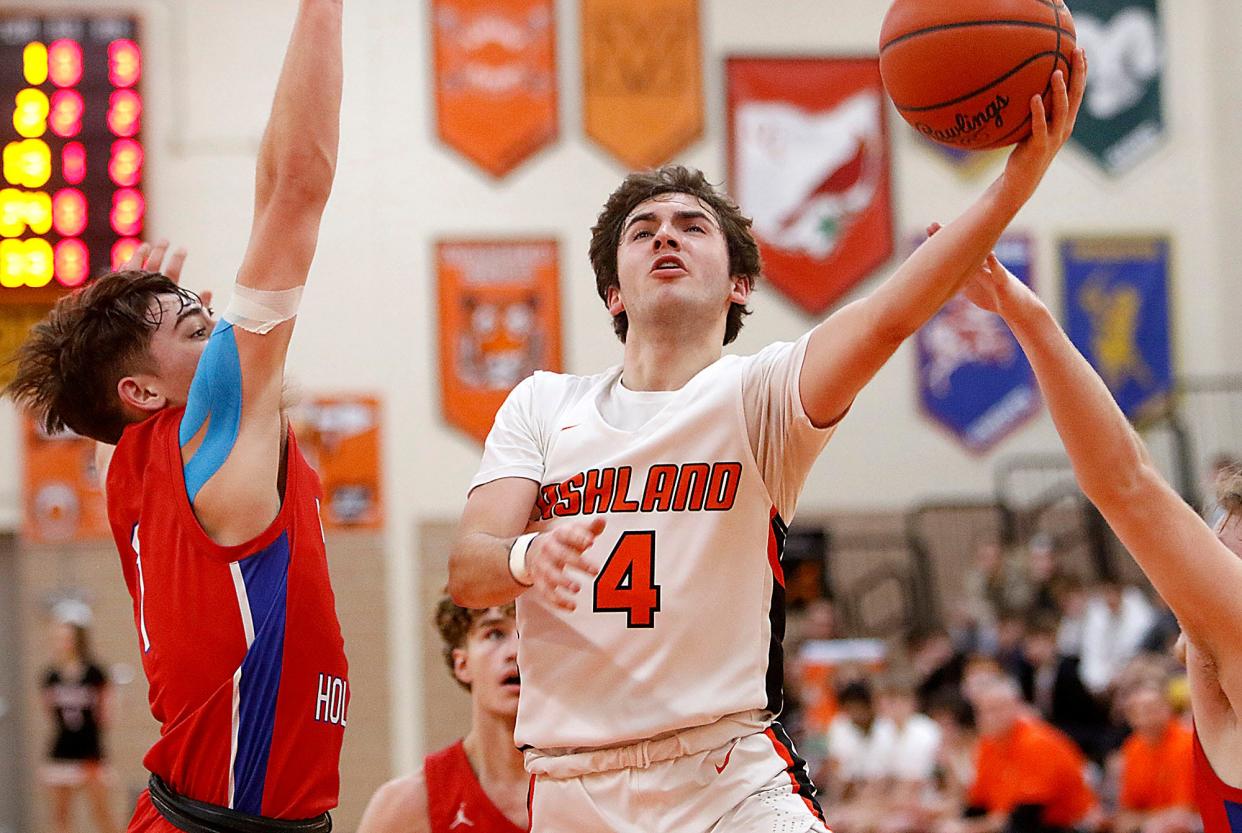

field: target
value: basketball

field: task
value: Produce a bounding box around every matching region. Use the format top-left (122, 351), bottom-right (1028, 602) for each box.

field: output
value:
top-left (879, 0), bottom-right (1076, 150)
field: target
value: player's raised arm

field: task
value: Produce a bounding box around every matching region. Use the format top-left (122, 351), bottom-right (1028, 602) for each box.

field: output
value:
top-left (180, 0), bottom-right (344, 546)
top-left (795, 50), bottom-right (1085, 428)
top-left (962, 250), bottom-right (1242, 675)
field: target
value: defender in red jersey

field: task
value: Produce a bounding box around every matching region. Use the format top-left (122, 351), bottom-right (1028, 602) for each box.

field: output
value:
top-left (358, 601), bottom-right (528, 833)
top-left (6, 2), bottom-right (346, 831)
top-left (946, 223), bottom-right (1242, 833)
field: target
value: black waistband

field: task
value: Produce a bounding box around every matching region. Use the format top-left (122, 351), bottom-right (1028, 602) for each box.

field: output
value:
top-left (147, 775), bottom-right (332, 833)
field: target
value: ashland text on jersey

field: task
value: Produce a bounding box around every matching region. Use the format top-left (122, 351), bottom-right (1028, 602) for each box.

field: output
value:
top-left (534, 462), bottom-right (743, 519)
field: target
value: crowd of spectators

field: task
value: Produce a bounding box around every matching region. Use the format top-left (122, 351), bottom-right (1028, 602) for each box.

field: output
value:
top-left (783, 525), bottom-right (1200, 833)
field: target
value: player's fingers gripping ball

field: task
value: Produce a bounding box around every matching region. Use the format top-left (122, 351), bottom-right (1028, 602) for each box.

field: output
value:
top-left (879, 0), bottom-right (1077, 150)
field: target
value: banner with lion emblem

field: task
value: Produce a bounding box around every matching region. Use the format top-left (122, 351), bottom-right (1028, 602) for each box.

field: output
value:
top-left (1061, 236), bottom-right (1172, 422)
top-left (438, 240), bottom-right (562, 443)
top-left (727, 57), bottom-right (894, 315)
top-left (1070, 0), bottom-right (1164, 175)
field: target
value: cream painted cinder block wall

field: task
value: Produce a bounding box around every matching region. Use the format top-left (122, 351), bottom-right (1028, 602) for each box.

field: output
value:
top-left (7, 0), bottom-right (1236, 779)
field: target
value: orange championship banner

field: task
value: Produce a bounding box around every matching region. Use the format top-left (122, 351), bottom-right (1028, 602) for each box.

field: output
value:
top-left (22, 419), bottom-right (109, 544)
top-left (727, 57), bottom-right (895, 315)
top-left (432, 0), bottom-right (558, 178)
top-left (438, 240), bottom-right (562, 444)
top-left (288, 396), bottom-right (384, 531)
top-left (581, 0), bottom-right (703, 170)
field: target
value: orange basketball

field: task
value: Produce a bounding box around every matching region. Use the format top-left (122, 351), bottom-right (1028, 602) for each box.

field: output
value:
top-left (879, 0), bottom-right (1076, 150)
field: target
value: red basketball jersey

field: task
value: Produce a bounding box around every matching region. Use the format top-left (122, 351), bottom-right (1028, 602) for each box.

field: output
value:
top-left (106, 408), bottom-right (349, 820)
top-left (1194, 728), bottom-right (1242, 833)
top-left (425, 741), bottom-right (527, 833)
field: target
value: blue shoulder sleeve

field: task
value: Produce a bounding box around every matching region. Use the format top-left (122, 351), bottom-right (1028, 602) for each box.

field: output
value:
top-left (178, 321), bottom-right (243, 503)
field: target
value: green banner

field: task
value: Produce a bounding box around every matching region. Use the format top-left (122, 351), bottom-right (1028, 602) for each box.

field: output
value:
top-left (1070, 0), bottom-right (1164, 176)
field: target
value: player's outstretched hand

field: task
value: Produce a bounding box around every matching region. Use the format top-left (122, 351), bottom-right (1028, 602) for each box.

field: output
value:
top-left (122, 239), bottom-right (212, 310)
top-left (1000, 47), bottom-right (1086, 205)
top-left (526, 518), bottom-right (606, 612)
top-left (926, 222), bottom-right (1031, 316)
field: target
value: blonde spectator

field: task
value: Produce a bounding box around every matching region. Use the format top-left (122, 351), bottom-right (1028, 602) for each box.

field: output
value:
top-left (1114, 681), bottom-right (1196, 833)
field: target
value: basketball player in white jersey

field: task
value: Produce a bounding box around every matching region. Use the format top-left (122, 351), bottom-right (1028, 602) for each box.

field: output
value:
top-left (450, 53), bottom-right (1086, 833)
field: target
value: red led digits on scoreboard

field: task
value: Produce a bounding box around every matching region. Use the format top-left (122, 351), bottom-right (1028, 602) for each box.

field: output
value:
top-left (108, 89), bottom-right (142, 137)
top-left (49, 89), bottom-right (83, 138)
top-left (54, 238), bottom-right (89, 287)
top-left (111, 188), bottom-right (144, 236)
top-left (111, 238), bottom-right (140, 271)
top-left (62, 143), bottom-right (86, 185)
top-left (109, 139), bottom-right (143, 187)
top-left (48, 40), bottom-right (83, 88)
top-left (108, 40), bottom-right (141, 88)
top-left (52, 189), bottom-right (88, 237)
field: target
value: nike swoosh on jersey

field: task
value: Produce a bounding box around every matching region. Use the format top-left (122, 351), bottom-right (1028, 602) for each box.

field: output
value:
top-left (715, 742), bottom-right (736, 774)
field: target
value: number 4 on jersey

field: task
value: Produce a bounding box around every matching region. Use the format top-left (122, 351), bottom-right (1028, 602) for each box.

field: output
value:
top-left (592, 531), bottom-right (660, 628)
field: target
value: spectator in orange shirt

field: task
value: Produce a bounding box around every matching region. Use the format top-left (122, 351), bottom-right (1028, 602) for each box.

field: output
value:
top-left (1115, 680), bottom-right (1196, 833)
top-left (946, 676), bottom-right (1097, 833)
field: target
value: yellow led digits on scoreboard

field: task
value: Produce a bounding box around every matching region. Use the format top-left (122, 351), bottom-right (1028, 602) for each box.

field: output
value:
top-left (13, 88), bottom-right (48, 137)
top-left (0, 15), bottom-right (143, 295)
top-left (0, 238), bottom-right (53, 288)
top-left (0, 188), bottom-right (51, 236)
top-left (22, 42), bottom-right (47, 85)
top-left (3, 139), bottom-right (50, 187)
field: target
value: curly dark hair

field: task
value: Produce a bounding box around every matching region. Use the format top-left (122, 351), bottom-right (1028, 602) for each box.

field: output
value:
top-left (4, 271), bottom-right (197, 444)
top-left (588, 165), bottom-right (761, 345)
top-left (434, 597), bottom-right (516, 691)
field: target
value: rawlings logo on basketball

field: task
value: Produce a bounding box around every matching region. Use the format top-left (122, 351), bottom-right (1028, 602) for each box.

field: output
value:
top-left (914, 94), bottom-right (1012, 147)
top-left (879, 0), bottom-right (1077, 150)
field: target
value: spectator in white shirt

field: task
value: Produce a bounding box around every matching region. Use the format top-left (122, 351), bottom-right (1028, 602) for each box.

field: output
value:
top-left (1079, 579), bottom-right (1156, 695)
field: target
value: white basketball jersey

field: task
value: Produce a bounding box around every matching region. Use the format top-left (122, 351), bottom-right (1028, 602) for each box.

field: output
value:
top-left (472, 336), bottom-right (834, 751)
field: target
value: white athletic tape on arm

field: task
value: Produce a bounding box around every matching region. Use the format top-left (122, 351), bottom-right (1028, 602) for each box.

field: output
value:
top-left (222, 284), bottom-right (304, 335)
top-left (508, 532), bottom-right (538, 587)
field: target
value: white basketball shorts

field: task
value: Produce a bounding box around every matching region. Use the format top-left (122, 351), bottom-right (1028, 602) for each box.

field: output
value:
top-left (526, 720), bottom-right (830, 833)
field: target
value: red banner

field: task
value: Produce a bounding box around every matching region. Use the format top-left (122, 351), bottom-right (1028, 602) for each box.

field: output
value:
top-left (582, 0), bottom-right (703, 169)
top-left (432, 0), bottom-right (558, 177)
top-left (727, 57), bottom-right (894, 315)
top-left (438, 240), bottom-right (562, 444)
top-left (22, 420), bottom-right (109, 544)
top-left (288, 396), bottom-right (384, 531)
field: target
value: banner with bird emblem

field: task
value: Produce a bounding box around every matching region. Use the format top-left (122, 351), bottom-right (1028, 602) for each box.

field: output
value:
top-left (438, 240), bottom-right (562, 443)
top-left (1070, 0), bottom-right (1164, 175)
top-left (581, 0), bottom-right (703, 170)
top-left (727, 57), bottom-right (894, 315)
top-left (432, 0), bottom-right (558, 178)
top-left (1061, 236), bottom-right (1172, 422)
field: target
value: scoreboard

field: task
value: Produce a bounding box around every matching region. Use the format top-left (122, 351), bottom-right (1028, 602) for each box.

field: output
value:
top-left (0, 13), bottom-right (143, 304)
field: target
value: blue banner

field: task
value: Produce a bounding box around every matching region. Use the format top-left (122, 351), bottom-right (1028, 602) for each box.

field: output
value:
top-left (1061, 236), bottom-right (1172, 421)
top-left (916, 235), bottom-right (1039, 454)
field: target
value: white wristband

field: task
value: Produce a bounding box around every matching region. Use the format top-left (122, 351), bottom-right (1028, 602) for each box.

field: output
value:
top-left (508, 533), bottom-right (538, 587)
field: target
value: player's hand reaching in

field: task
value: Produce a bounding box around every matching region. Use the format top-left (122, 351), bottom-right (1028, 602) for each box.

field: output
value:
top-left (525, 518), bottom-right (606, 612)
top-left (999, 47), bottom-right (1086, 205)
top-left (926, 222), bottom-right (1035, 318)
top-left (122, 239), bottom-right (212, 310)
